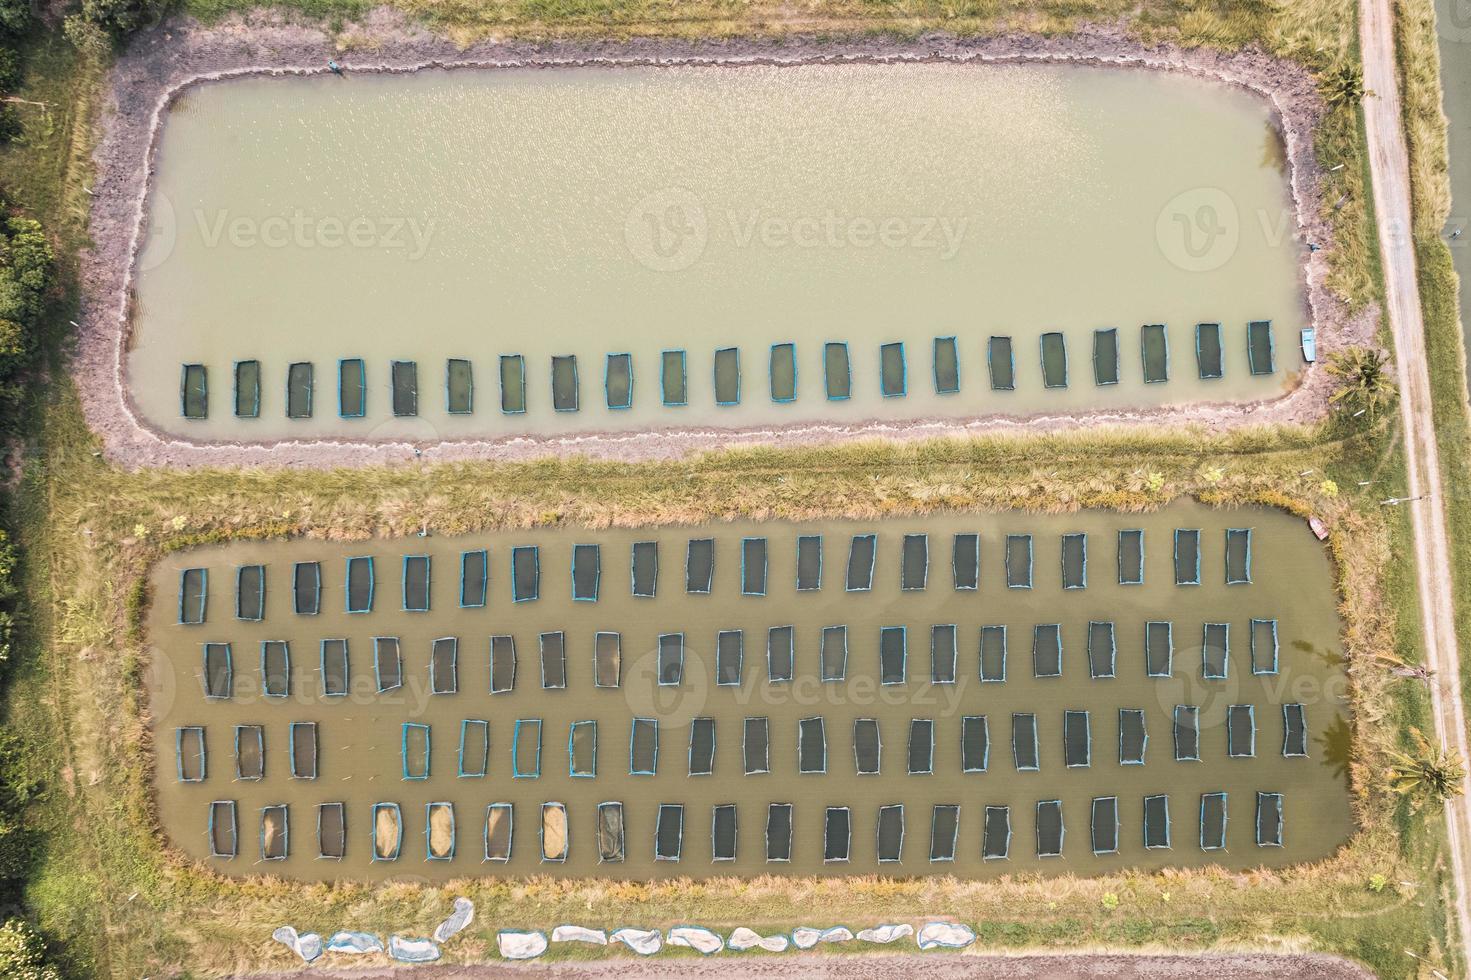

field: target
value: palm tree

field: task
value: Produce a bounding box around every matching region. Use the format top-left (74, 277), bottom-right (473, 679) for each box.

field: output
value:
top-left (1326, 346), bottom-right (1397, 420)
top-left (1387, 727), bottom-right (1466, 811)
top-left (1322, 63), bottom-right (1366, 109)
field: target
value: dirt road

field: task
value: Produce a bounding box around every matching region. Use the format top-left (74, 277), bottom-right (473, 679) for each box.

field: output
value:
top-left (1360, 0), bottom-right (1471, 958)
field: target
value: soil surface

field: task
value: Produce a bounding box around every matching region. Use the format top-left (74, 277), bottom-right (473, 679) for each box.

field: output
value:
top-left (80, 9), bottom-right (1375, 469)
top-left (232, 952), bottom-right (1375, 980)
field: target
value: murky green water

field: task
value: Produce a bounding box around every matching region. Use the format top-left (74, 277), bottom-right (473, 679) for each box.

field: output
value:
top-left (148, 502), bottom-right (1352, 880)
top-left (1435, 2), bottom-right (1471, 378)
top-left (131, 63), bottom-right (1306, 443)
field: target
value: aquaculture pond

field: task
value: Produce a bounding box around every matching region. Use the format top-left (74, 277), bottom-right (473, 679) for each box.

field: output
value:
top-left (148, 502), bottom-right (1352, 881)
top-left (132, 62), bottom-right (1307, 444)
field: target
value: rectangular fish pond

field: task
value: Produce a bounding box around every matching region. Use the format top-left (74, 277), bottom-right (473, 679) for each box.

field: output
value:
top-left (132, 62), bottom-right (1307, 445)
top-left (149, 502), bottom-right (1352, 881)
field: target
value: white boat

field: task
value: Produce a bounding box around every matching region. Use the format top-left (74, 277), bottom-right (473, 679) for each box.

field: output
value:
top-left (1301, 328), bottom-right (1317, 363)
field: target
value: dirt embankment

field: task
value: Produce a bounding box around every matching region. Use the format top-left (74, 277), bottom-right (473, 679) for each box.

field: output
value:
top-left (79, 9), bottom-right (1373, 470)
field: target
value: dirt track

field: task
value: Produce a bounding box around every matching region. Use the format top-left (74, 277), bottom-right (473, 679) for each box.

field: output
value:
top-left (233, 952), bottom-right (1374, 980)
top-left (1359, 0), bottom-right (1471, 960)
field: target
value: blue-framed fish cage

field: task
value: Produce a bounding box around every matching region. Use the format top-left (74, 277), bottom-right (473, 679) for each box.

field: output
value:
top-left (345, 555), bottom-right (374, 614)
top-left (338, 358), bottom-right (367, 418)
top-left (512, 718), bottom-right (542, 778)
top-left (876, 803), bottom-right (905, 863)
top-left (953, 532), bottom-right (980, 590)
top-left (765, 803), bottom-right (794, 863)
top-left (401, 554), bottom-right (431, 612)
top-left (1117, 528), bottom-right (1145, 585)
top-left (235, 564), bottom-right (265, 621)
top-left (1283, 703), bottom-right (1309, 757)
top-left (657, 632), bottom-right (685, 686)
top-left (961, 714), bottom-right (989, 772)
top-left (798, 716), bottom-right (827, 774)
top-left (371, 802), bottom-right (402, 861)
top-left (1196, 322), bottom-right (1225, 380)
top-left (1251, 618), bottom-right (1280, 675)
top-left (1202, 622), bottom-right (1230, 680)
top-left (292, 561), bottom-right (321, 615)
top-left (1012, 712), bottom-right (1040, 771)
top-left (180, 363), bottom-right (208, 419)
top-left (988, 335), bottom-right (1016, 391)
top-left (907, 718), bottom-right (935, 774)
top-left (322, 643), bottom-right (356, 700)
top-left (1174, 528), bottom-right (1202, 585)
top-left (845, 533), bottom-right (877, 592)
top-left (175, 726), bottom-right (206, 782)
top-left (1227, 704), bottom-right (1257, 757)
top-left (982, 805), bottom-right (1012, 860)
top-left (1088, 620), bottom-right (1117, 679)
top-left (401, 722), bottom-right (431, 780)
top-left (446, 357), bottom-right (474, 415)
top-left (930, 803), bottom-right (960, 862)
top-left (1061, 532), bottom-right (1087, 590)
top-left (571, 543), bottom-right (601, 602)
top-left (930, 624), bottom-right (958, 684)
top-left (630, 540), bottom-right (658, 598)
top-left (605, 352), bottom-right (634, 410)
top-left (1040, 331), bottom-right (1069, 389)
top-left (512, 545), bottom-right (540, 603)
top-left (1141, 323), bottom-right (1170, 383)
top-left (178, 567), bottom-right (207, 624)
top-left (688, 716), bottom-right (716, 776)
top-left (933, 336), bottom-right (960, 394)
top-left (390, 360), bottom-right (419, 417)
top-left (260, 640), bottom-right (291, 698)
top-left (660, 349), bottom-right (688, 407)
top-left (234, 724), bottom-right (264, 781)
top-left (1225, 527), bottom-right (1253, 584)
top-left (901, 532), bottom-right (929, 591)
top-left (551, 355), bottom-right (580, 413)
top-left (1256, 791), bottom-right (1284, 846)
top-left (286, 361), bottom-right (314, 419)
top-left (879, 625), bottom-right (907, 685)
top-left (1035, 800), bottom-right (1065, 857)
top-left (260, 804), bottom-right (289, 861)
top-left (1200, 792), bottom-right (1229, 851)
top-left (458, 719), bottom-right (490, 778)
top-left (484, 802), bottom-right (514, 862)
top-left (715, 629), bottom-right (743, 687)
top-left (745, 717), bottom-right (771, 775)
top-left (852, 717), bottom-right (882, 775)
top-left (979, 624), bottom-right (1008, 682)
top-left (1119, 708), bottom-right (1148, 765)
top-left (879, 342), bottom-right (906, 398)
top-left (630, 717), bottom-right (658, 776)
top-left (499, 354), bottom-right (527, 415)
top-left (1091, 796), bottom-right (1120, 855)
top-left (209, 800), bottom-right (237, 858)
top-left (796, 534), bottom-right (823, 591)
top-left (1032, 624), bottom-right (1062, 679)
top-left (1005, 533), bottom-right (1034, 589)
top-left (425, 802), bottom-right (456, 861)
top-left (741, 537), bottom-right (768, 597)
top-left (202, 642), bottom-right (232, 700)
top-left (1248, 320), bottom-right (1277, 376)
top-left (316, 801), bottom-right (346, 860)
top-left (713, 347), bottom-right (741, 406)
top-left (769, 343), bottom-right (798, 403)
top-left (1064, 709), bottom-right (1091, 768)
top-left (685, 538), bottom-right (715, 594)
top-left (824, 341), bottom-right (852, 401)
top-left (569, 719), bottom-right (598, 778)
top-left (711, 803), bottom-right (739, 861)
top-left (490, 635), bottom-right (516, 693)
top-left (373, 636), bottom-right (403, 693)
top-left (289, 721), bottom-right (317, 779)
top-left (1142, 794), bottom-right (1172, 849)
top-left (1093, 327), bottom-right (1120, 386)
top-left (767, 625), bottom-right (794, 683)
top-left (431, 636), bottom-right (459, 694)
top-left (460, 549), bottom-right (488, 608)
top-left (1173, 705), bottom-right (1201, 761)
top-left (233, 360), bottom-right (261, 419)
top-left (655, 803), bottom-right (684, 862)
top-left (823, 805), bottom-right (852, 863)
top-left (1145, 621), bottom-right (1173, 677)
top-left (594, 631), bottom-right (622, 689)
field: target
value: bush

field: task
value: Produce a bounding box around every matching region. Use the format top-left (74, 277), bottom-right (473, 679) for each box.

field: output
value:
top-left (0, 920), bottom-right (61, 980)
top-left (0, 0), bottom-right (29, 41)
top-left (0, 48), bottom-right (21, 93)
top-left (77, 0), bottom-right (164, 36)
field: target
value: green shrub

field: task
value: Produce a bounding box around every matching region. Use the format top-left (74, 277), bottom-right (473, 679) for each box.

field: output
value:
top-left (0, 48), bottom-right (21, 93)
top-left (0, 920), bottom-right (61, 980)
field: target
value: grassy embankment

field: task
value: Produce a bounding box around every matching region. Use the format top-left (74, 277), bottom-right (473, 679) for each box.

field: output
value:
top-left (0, 0), bottom-right (1461, 977)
